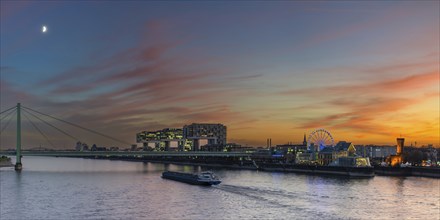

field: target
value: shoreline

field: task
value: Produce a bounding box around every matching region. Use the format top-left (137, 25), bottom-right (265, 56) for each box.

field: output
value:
top-left (5, 155), bottom-right (439, 178)
top-left (79, 156), bottom-right (361, 178)
top-left (89, 156), bottom-right (440, 178)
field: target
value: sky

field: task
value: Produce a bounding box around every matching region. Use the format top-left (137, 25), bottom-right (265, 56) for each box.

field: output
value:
top-left (1, 1), bottom-right (439, 149)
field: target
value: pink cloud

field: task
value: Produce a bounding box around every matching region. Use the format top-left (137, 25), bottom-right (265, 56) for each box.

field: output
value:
top-left (295, 3), bottom-right (411, 50)
top-left (0, 80), bottom-right (39, 107)
top-left (281, 64), bottom-right (439, 142)
top-left (282, 70), bottom-right (439, 96)
top-left (294, 93), bottom-right (438, 141)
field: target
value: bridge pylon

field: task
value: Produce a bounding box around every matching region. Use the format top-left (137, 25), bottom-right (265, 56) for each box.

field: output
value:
top-left (15, 103), bottom-right (22, 171)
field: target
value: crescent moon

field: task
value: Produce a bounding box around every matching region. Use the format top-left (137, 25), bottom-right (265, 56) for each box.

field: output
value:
top-left (42, 26), bottom-right (47, 33)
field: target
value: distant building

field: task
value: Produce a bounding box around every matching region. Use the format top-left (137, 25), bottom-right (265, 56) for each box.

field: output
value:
top-left (355, 145), bottom-right (397, 158)
top-left (388, 138), bottom-right (404, 166)
top-left (136, 128), bottom-right (187, 151)
top-left (317, 141), bottom-right (356, 166)
top-left (75, 141), bottom-right (82, 151)
top-left (334, 141), bottom-right (356, 156)
top-left (75, 141), bottom-right (89, 151)
top-left (276, 144), bottom-right (307, 155)
top-left (137, 128), bottom-right (183, 142)
top-left (131, 144), bottom-right (137, 151)
top-left (396, 138), bottom-right (404, 155)
top-left (82, 143), bottom-right (89, 151)
top-left (296, 151), bottom-right (313, 164)
top-left (109, 146), bottom-right (119, 151)
top-left (303, 133), bottom-right (307, 146)
top-left (91, 144), bottom-right (107, 151)
top-left (183, 123), bottom-right (227, 151)
top-left (292, 135), bottom-right (314, 164)
top-left (224, 143), bottom-right (241, 152)
top-left (224, 143), bottom-right (255, 152)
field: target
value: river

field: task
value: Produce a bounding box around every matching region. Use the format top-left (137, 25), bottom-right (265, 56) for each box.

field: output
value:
top-left (1, 156), bottom-right (438, 219)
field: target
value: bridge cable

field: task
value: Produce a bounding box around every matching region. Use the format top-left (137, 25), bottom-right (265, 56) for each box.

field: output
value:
top-left (21, 108), bottom-right (79, 141)
top-left (0, 108), bottom-right (16, 133)
top-left (1, 106), bottom-right (16, 122)
top-left (0, 105), bottom-right (16, 115)
top-left (22, 106), bottom-right (131, 146)
top-left (0, 106), bottom-right (16, 121)
top-left (22, 111), bottom-right (56, 149)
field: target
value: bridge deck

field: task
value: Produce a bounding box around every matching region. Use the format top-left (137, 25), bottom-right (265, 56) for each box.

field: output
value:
top-left (1, 151), bottom-right (253, 157)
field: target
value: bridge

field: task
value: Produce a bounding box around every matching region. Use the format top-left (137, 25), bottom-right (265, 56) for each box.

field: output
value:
top-left (0, 103), bottom-right (256, 171)
top-left (1, 150), bottom-right (252, 157)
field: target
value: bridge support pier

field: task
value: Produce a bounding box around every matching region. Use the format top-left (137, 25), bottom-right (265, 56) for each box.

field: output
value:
top-left (15, 103), bottom-right (22, 171)
top-left (14, 163), bottom-right (22, 171)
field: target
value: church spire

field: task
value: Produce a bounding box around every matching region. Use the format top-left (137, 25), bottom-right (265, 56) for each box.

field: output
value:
top-left (303, 133), bottom-right (307, 146)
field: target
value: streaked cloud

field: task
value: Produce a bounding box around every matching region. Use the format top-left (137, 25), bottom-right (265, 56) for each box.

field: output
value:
top-left (1, 1), bottom-right (438, 147)
top-left (282, 70), bottom-right (439, 96)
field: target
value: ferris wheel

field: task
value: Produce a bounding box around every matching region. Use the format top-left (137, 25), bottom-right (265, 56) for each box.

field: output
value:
top-left (308, 128), bottom-right (334, 151)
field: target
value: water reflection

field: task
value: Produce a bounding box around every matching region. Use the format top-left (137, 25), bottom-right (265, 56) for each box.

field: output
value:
top-left (395, 177), bottom-right (406, 196)
top-left (271, 172), bottom-right (283, 188)
top-left (1, 157), bottom-right (438, 220)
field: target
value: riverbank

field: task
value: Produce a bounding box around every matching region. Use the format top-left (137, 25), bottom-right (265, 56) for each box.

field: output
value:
top-left (97, 155), bottom-right (440, 178)
top-left (77, 156), bottom-right (370, 178)
top-left (374, 166), bottom-right (440, 178)
top-left (7, 155), bottom-right (440, 178)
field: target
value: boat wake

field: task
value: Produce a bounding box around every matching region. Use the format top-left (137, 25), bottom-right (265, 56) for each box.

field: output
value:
top-left (213, 184), bottom-right (296, 208)
top-left (212, 184), bottom-right (339, 219)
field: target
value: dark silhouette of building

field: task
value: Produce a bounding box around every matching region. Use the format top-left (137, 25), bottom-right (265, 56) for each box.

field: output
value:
top-left (303, 133), bottom-right (307, 146)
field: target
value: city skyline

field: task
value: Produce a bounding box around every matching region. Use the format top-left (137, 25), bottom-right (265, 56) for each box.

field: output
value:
top-left (1, 1), bottom-right (439, 148)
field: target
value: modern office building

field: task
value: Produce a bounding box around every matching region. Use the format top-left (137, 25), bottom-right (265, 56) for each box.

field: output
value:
top-left (136, 123), bottom-right (227, 151)
top-left (136, 128), bottom-right (183, 142)
top-left (183, 123), bottom-right (227, 151)
top-left (136, 128), bottom-right (188, 151)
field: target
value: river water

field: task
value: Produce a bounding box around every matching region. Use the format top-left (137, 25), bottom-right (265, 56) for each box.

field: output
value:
top-left (1, 156), bottom-right (439, 219)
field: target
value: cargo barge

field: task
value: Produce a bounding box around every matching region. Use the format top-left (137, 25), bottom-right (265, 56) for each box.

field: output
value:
top-left (162, 171), bottom-right (221, 185)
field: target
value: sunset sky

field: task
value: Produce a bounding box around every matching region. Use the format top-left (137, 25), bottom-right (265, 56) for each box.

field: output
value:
top-left (1, 1), bottom-right (439, 149)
